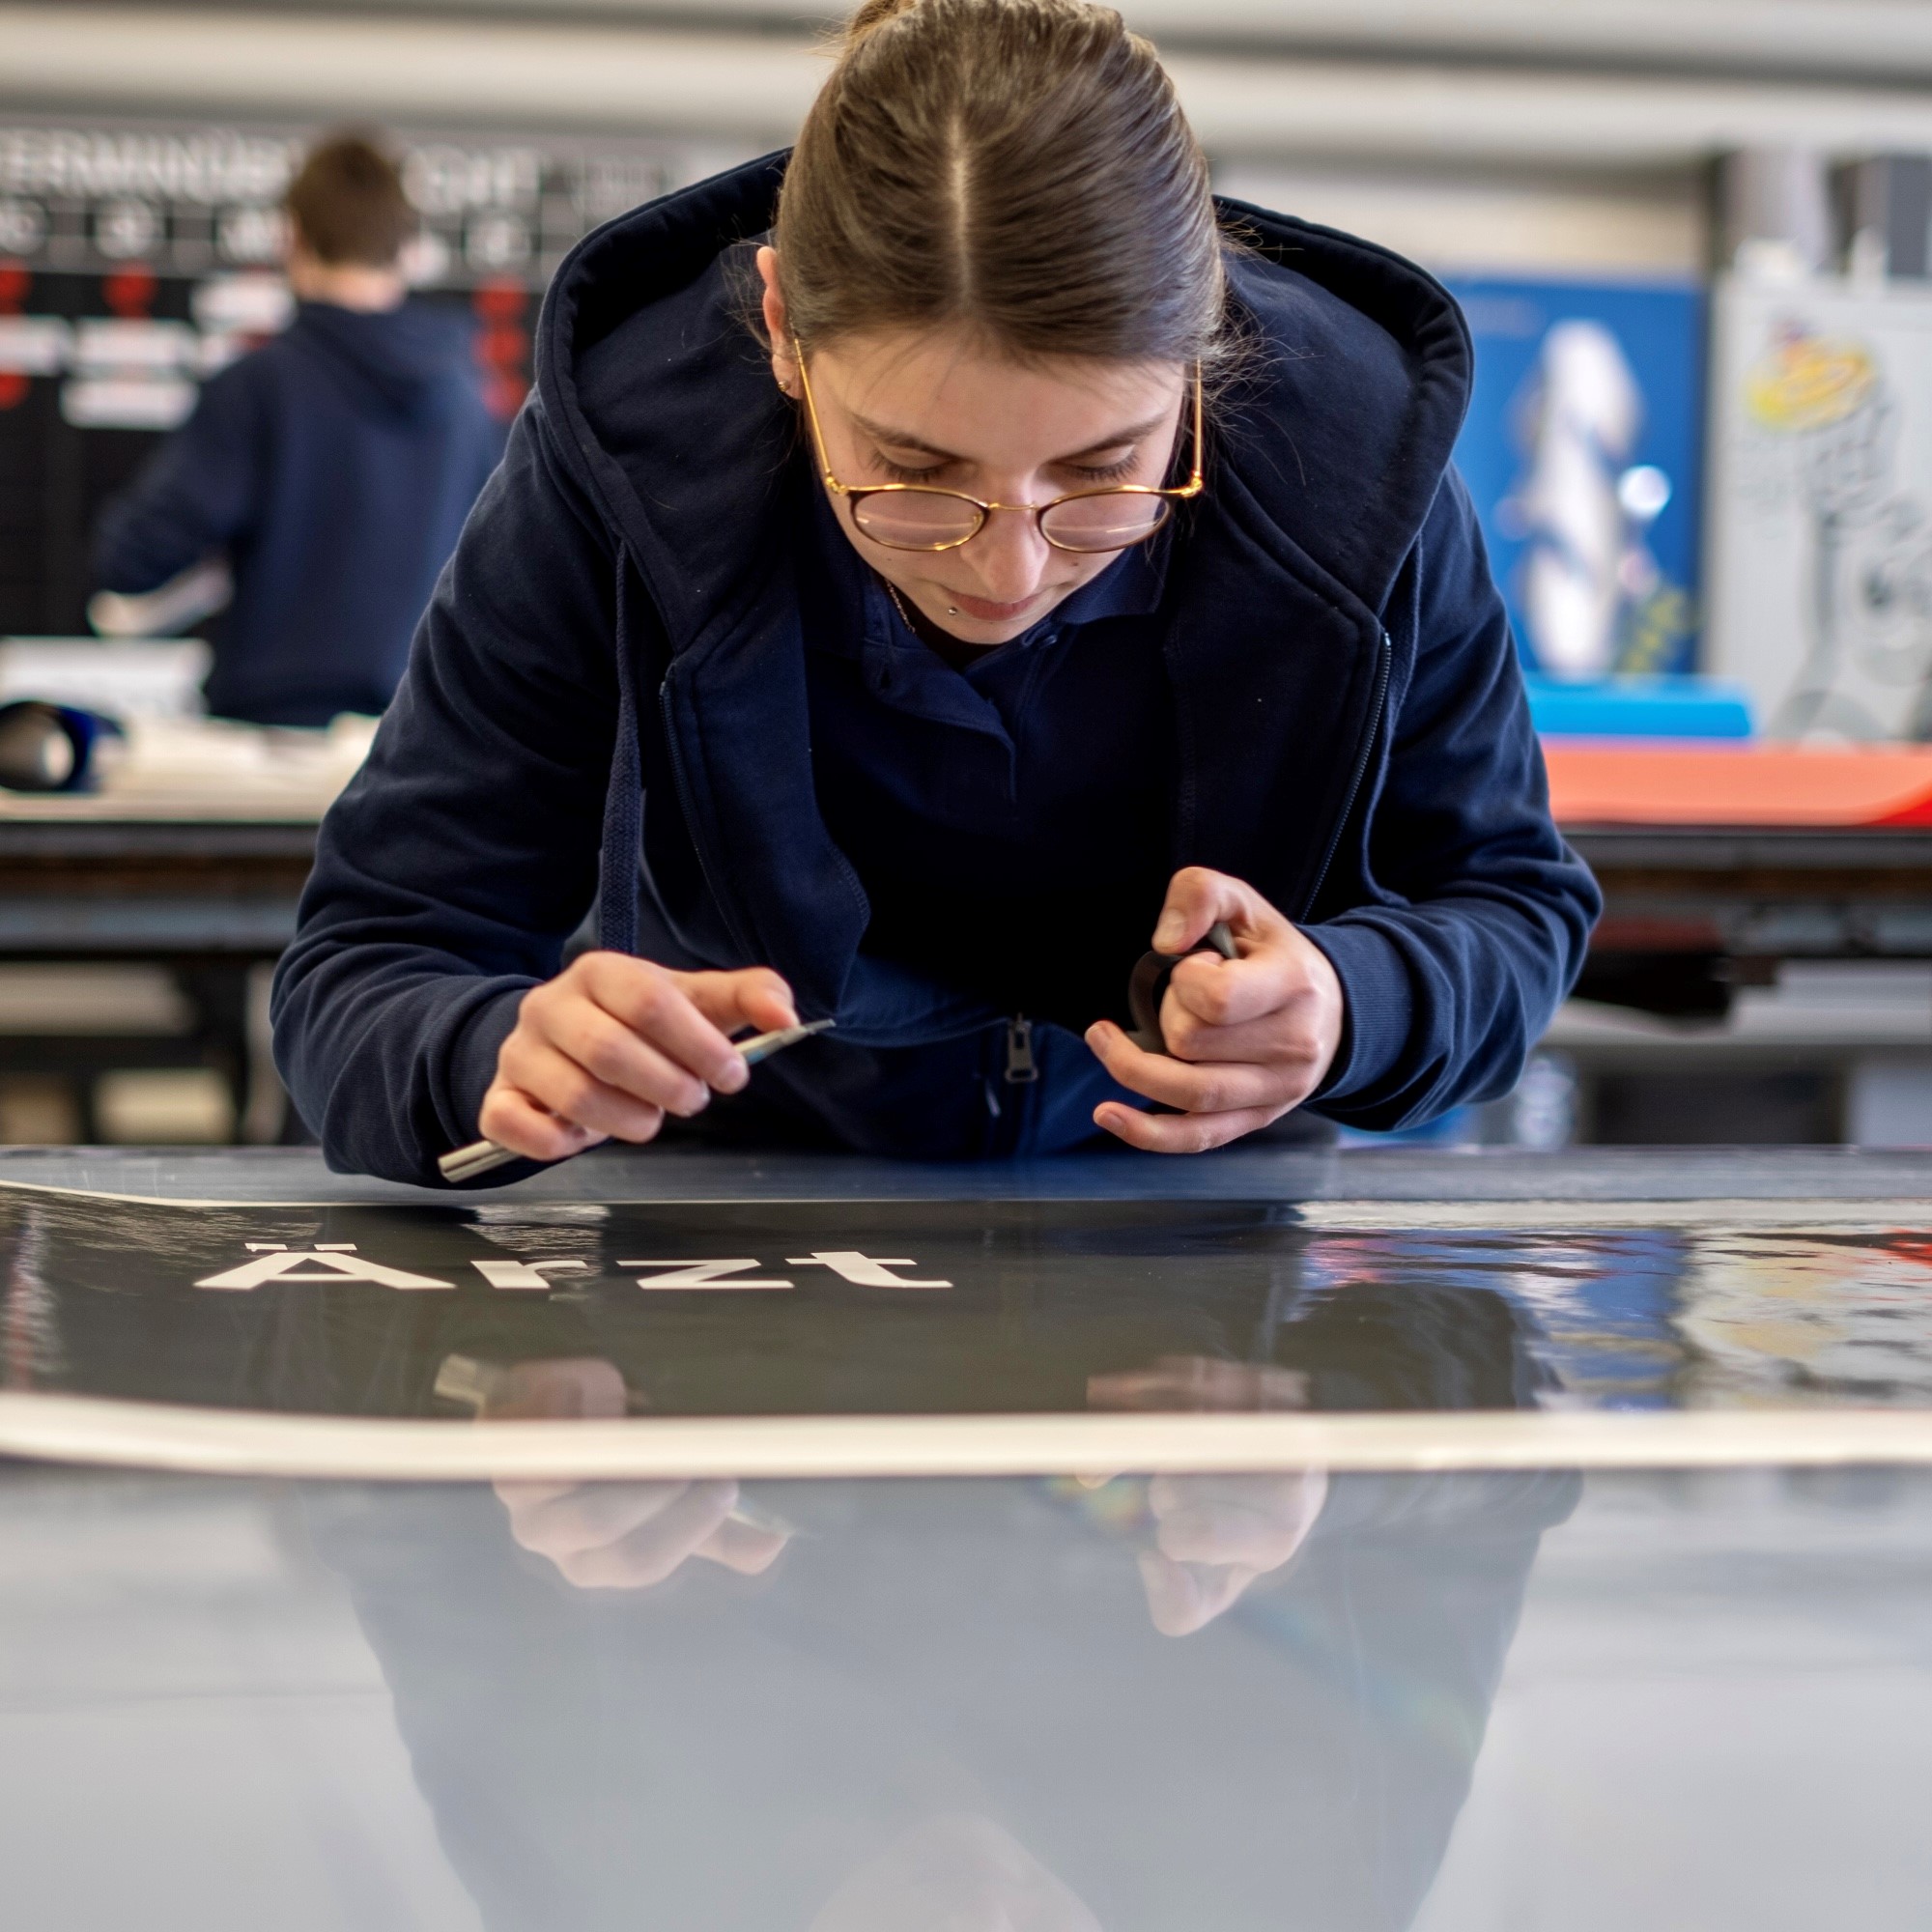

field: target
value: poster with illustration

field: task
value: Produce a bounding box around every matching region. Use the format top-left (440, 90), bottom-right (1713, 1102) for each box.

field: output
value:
top-left (1706, 278), bottom-right (1932, 740)
top-left (1443, 275), bottom-right (1705, 679)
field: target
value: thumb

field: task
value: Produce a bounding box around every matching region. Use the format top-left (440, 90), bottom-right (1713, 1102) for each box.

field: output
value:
top-left (1153, 867), bottom-right (1254, 954)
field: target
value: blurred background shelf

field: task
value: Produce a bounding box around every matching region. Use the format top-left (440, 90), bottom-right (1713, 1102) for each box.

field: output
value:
top-left (2, 1), bottom-right (1932, 1149)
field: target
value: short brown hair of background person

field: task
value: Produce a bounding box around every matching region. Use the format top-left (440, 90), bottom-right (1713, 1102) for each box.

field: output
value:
top-left (284, 132), bottom-right (416, 269)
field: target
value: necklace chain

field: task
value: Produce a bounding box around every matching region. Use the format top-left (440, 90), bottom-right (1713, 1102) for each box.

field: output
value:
top-left (884, 578), bottom-right (965, 633)
top-left (883, 580), bottom-right (922, 632)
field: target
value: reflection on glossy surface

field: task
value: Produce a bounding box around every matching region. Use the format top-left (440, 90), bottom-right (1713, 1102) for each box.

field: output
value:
top-left (312, 1465), bottom-right (1572, 1929)
top-left (470, 1355), bottom-right (796, 1588)
top-left (10, 1184), bottom-right (1932, 1417)
top-left (1133, 1469), bottom-right (1331, 1635)
top-left (496, 1473), bottom-right (790, 1591)
top-left (9, 1154), bottom-right (1932, 1925)
top-left (469, 1352), bottom-right (1329, 1628)
top-left (1, 1142), bottom-right (1927, 1206)
top-left (14, 1465), bottom-right (1932, 1928)
top-left (809, 1815), bottom-right (1103, 1932)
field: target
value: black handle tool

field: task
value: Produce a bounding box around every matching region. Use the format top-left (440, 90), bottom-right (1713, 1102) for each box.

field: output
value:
top-left (1124, 920), bottom-right (1238, 1054)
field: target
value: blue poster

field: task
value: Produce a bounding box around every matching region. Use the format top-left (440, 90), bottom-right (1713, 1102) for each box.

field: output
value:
top-left (1441, 276), bottom-right (1706, 677)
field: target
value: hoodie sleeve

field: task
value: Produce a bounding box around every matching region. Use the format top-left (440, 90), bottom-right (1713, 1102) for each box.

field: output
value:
top-left (1300, 469), bottom-right (1601, 1130)
top-left (92, 361), bottom-right (265, 594)
top-left (270, 398), bottom-right (625, 1182)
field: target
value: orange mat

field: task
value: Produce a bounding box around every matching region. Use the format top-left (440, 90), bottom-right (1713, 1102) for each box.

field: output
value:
top-left (1545, 743), bottom-right (1932, 829)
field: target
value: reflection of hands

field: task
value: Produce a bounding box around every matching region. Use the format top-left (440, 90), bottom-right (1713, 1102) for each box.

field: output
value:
top-left (495, 1476), bottom-right (789, 1590)
top-left (1083, 1352), bottom-right (1329, 1633)
top-left (472, 1355), bottom-right (627, 1421)
top-left (1087, 1354), bottom-right (1308, 1413)
top-left (1135, 1469), bottom-right (1329, 1635)
top-left (475, 1357), bottom-right (791, 1591)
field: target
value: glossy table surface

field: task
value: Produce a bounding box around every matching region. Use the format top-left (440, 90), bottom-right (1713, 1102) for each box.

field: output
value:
top-left (8, 1139), bottom-right (1932, 1202)
top-left (6, 1146), bottom-right (1932, 1928)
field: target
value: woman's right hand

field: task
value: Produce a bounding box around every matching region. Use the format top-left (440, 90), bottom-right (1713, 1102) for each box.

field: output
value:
top-left (477, 951), bottom-right (799, 1162)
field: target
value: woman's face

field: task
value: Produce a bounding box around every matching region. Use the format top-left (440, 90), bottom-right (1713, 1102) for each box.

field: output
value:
top-left (760, 249), bottom-right (1188, 649)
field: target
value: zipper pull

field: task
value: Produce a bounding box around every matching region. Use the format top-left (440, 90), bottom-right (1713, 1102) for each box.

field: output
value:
top-left (1004, 1014), bottom-right (1039, 1086)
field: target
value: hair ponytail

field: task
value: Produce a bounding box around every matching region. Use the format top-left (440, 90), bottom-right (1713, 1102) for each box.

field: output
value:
top-left (774, 0), bottom-right (1230, 373)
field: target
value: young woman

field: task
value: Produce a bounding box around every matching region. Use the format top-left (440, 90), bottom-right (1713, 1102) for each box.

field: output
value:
top-left (273, 0), bottom-right (1599, 1182)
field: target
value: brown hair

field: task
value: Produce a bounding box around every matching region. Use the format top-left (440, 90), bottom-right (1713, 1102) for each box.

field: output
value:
top-left (284, 132), bottom-right (415, 268)
top-left (773, 0), bottom-right (1230, 371)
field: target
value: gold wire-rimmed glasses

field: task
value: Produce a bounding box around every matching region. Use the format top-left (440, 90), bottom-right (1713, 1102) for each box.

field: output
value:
top-left (791, 342), bottom-right (1205, 554)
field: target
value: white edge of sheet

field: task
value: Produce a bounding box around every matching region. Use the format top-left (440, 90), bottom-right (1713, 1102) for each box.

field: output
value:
top-left (0, 1176), bottom-right (1926, 1227)
top-left (5, 1392), bottom-right (1932, 1481)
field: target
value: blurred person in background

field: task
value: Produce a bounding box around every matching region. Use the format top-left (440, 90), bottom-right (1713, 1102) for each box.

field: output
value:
top-left (91, 132), bottom-right (503, 726)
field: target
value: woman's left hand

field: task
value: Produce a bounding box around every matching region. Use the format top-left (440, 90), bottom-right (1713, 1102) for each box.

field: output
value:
top-left (1084, 867), bottom-right (1345, 1151)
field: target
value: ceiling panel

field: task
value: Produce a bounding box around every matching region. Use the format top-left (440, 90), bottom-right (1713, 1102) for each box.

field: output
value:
top-left (142, 0), bottom-right (1932, 83)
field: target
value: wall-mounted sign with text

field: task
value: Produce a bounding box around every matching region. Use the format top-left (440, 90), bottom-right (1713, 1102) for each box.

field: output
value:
top-left (0, 119), bottom-right (749, 288)
top-left (0, 116), bottom-right (754, 633)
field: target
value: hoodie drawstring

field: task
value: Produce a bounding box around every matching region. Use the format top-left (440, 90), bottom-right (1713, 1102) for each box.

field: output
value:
top-left (598, 546), bottom-right (643, 955)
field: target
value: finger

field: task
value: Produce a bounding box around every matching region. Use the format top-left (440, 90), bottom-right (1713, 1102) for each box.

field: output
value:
top-left (1164, 944), bottom-right (1320, 1032)
top-left (496, 1037), bottom-right (669, 1143)
top-left (1151, 867), bottom-right (1276, 954)
top-left (558, 1481), bottom-right (740, 1589)
top-left (1152, 1504), bottom-right (1307, 1571)
top-left (1159, 1003), bottom-right (1317, 1066)
top-left (1094, 1098), bottom-right (1285, 1153)
top-left (476, 1083), bottom-right (608, 1163)
top-left (492, 1476), bottom-right (577, 1510)
top-left (490, 1357), bottom-right (628, 1421)
top-left (542, 1000), bottom-right (713, 1117)
top-left (572, 953), bottom-right (747, 1093)
top-left (1149, 1470), bottom-right (1328, 1572)
top-left (1150, 1470), bottom-right (1328, 1518)
top-left (1085, 1021), bottom-right (1299, 1115)
top-left (675, 968), bottom-right (800, 1045)
top-left (696, 1515), bottom-right (791, 1576)
top-left (1137, 1550), bottom-right (1257, 1637)
top-left (500, 1478), bottom-right (699, 1558)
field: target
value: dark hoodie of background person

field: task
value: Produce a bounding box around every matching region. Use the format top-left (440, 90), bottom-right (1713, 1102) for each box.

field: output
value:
top-left (92, 134), bottom-right (504, 726)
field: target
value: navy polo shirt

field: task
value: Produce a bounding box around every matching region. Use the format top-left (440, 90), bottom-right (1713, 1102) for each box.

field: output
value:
top-left (800, 486), bottom-right (1176, 1033)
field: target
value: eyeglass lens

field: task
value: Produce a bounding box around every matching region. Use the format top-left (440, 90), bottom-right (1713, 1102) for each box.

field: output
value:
top-left (1040, 493), bottom-right (1170, 551)
top-left (851, 490), bottom-right (1171, 554)
top-left (851, 493), bottom-right (981, 550)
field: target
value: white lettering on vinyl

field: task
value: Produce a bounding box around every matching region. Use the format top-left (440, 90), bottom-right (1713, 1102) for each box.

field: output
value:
top-left (194, 1246), bottom-right (454, 1292)
top-left (470, 1258), bottom-right (590, 1291)
top-left (785, 1251), bottom-right (952, 1289)
top-left (618, 1259), bottom-right (793, 1291)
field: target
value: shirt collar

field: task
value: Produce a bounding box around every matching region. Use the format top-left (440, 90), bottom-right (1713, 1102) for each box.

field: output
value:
top-left (1045, 525), bottom-right (1170, 628)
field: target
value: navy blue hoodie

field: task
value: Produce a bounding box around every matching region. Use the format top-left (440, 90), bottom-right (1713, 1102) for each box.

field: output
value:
top-left (272, 154), bottom-right (1600, 1182)
top-left (94, 300), bottom-right (503, 725)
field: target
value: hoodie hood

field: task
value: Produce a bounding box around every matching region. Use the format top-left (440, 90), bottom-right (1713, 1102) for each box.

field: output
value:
top-left (532, 151), bottom-right (1472, 645)
top-left (288, 299), bottom-right (476, 424)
